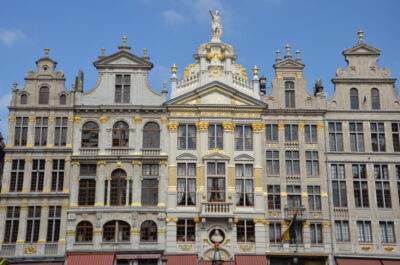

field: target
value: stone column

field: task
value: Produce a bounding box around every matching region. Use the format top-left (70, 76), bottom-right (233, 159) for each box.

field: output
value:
top-left (222, 122), bottom-right (235, 203)
top-left (47, 116), bottom-right (56, 147)
top-left (27, 115), bottom-right (36, 148)
top-left (63, 159), bottom-right (71, 193)
top-left (125, 177), bottom-right (131, 206)
top-left (23, 159), bottom-right (33, 193)
top-left (43, 158), bottom-right (53, 193)
top-left (1, 159), bottom-right (12, 193)
top-left (106, 178), bottom-right (111, 206)
top-left (133, 116), bottom-right (143, 150)
top-left (66, 116), bottom-right (75, 149)
top-left (158, 162), bottom-right (168, 207)
top-left (95, 161), bottom-right (107, 207)
top-left (131, 162), bottom-right (142, 206)
top-left (167, 122), bottom-right (179, 209)
top-left (38, 205), bottom-right (49, 243)
top-left (0, 206), bottom-right (7, 242)
top-left (17, 205), bottom-right (29, 243)
top-left (98, 116), bottom-right (109, 155)
top-left (195, 122), bottom-right (209, 204)
top-left (252, 122), bottom-right (265, 211)
top-left (69, 162), bottom-right (80, 207)
top-left (58, 206), bottom-right (68, 245)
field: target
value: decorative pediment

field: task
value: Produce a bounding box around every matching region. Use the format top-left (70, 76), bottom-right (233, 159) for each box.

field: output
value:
top-left (234, 154), bottom-right (254, 161)
top-left (202, 149), bottom-right (230, 160)
top-left (176, 153), bottom-right (197, 160)
top-left (93, 50), bottom-right (153, 69)
top-left (273, 59), bottom-right (305, 70)
top-left (343, 43), bottom-right (381, 55)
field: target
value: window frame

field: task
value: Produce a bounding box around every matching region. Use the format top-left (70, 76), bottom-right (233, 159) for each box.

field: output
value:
top-left (266, 150), bottom-right (279, 176)
top-left (76, 221), bottom-right (93, 243)
top-left (352, 164), bottom-right (369, 208)
top-left (31, 159), bottom-right (45, 192)
top-left (331, 164), bottom-right (347, 207)
top-left (266, 124), bottom-right (278, 142)
top-left (26, 206), bottom-right (41, 243)
top-left (379, 221), bottom-right (395, 243)
top-left (112, 121), bottom-right (129, 147)
top-left (307, 185), bottom-right (321, 211)
top-left (38, 86), bottom-right (49, 104)
top-left (176, 219), bottom-right (195, 242)
top-left (310, 223), bottom-right (323, 244)
top-left (329, 122), bottom-right (343, 151)
top-left (304, 124), bottom-right (317, 143)
top-left (208, 124), bottom-right (223, 149)
top-left (177, 163), bottom-right (196, 206)
top-left (143, 122), bottom-right (160, 149)
top-left (267, 185), bottom-right (281, 210)
top-left (285, 81), bottom-right (295, 108)
top-left (206, 162), bottom-right (226, 202)
top-left (335, 220), bottom-right (350, 242)
top-left (47, 206), bottom-right (61, 242)
top-left (4, 206), bottom-right (20, 243)
top-left (357, 220), bottom-right (372, 242)
top-left (234, 125), bottom-right (253, 151)
top-left (284, 124), bottom-right (298, 142)
top-left (237, 220), bottom-right (255, 243)
top-left (371, 88), bottom-right (380, 110)
top-left (51, 159), bottom-right (65, 192)
top-left (350, 88), bottom-right (359, 109)
top-left (81, 122), bottom-right (99, 148)
top-left (78, 179), bottom-right (96, 206)
top-left (54, 117), bottom-right (68, 146)
top-left (115, 74), bottom-right (131, 103)
top-left (269, 222), bottom-right (281, 244)
top-left (10, 160), bottom-right (24, 192)
top-left (140, 220), bottom-right (157, 242)
top-left (391, 122), bottom-right (400, 152)
top-left (178, 124), bottom-right (196, 150)
top-left (305, 151), bottom-right (319, 177)
top-left (349, 122), bottom-right (365, 152)
top-left (103, 220), bottom-right (130, 242)
top-left (235, 163), bottom-right (254, 207)
top-left (14, 117), bottom-right (28, 146)
top-left (285, 151), bottom-right (300, 175)
top-left (374, 164), bottom-right (391, 208)
top-left (371, 122), bottom-right (386, 152)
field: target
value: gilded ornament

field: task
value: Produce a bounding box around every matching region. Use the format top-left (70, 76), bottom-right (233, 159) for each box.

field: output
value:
top-left (276, 72), bottom-right (283, 78)
top-left (160, 116), bottom-right (169, 124)
top-left (48, 116), bottom-right (56, 122)
top-left (28, 116), bottom-right (36, 122)
top-left (222, 122), bottom-right (236, 131)
top-left (297, 122), bottom-right (304, 130)
top-left (8, 116), bottom-right (16, 122)
top-left (384, 246), bottom-right (394, 252)
top-left (24, 158), bottom-right (33, 162)
top-left (239, 243), bottom-right (254, 252)
top-left (253, 65), bottom-right (259, 76)
top-left (317, 122), bottom-right (324, 130)
top-left (159, 161), bottom-right (168, 166)
top-left (45, 158), bottom-right (53, 163)
top-left (116, 161), bottom-right (122, 168)
top-left (97, 161), bottom-right (107, 166)
top-left (171, 64), bottom-right (177, 74)
top-left (195, 121), bottom-right (209, 131)
top-left (183, 63), bottom-right (198, 78)
top-left (132, 161), bottom-right (142, 166)
top-left (71, 161), bottom-right (80, 166)
top-left (278, 122), bottom-right (285, 130)
top-left (168, 122), bottom-right (179, 131)
top-left (99, 116), bottom-right (109, 123)
top-left (68, 116), bottom-right (74, 122)
top-left (361, 246), bottom-right (372, 251)
top-left (193, 217), bottom-right (200, 223)
top-left (165, 217), bottom-right (178, 223)
top-left (233, 64), bottom-right (248, 79)
top-left (296, 72), bottom-right (303, 78)
top-left (251, 122), bottom-right (265, 132)
top-left (24, 245), bottom-right (37, 254)
top-left (74, 117), bottom-right (81, 123)
top-left (322, 221), bottom-right (331, 228)
top-left (64, 158), bottom-right (72, 162)
top-left (178, 244), bottom-right (193, 251)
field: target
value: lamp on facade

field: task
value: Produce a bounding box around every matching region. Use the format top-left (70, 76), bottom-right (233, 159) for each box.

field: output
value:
top-left (259, 75), bottom-right (267, 94)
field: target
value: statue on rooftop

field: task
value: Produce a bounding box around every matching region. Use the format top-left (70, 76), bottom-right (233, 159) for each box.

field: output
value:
top-left (210, 10), bottom-right (223, 42)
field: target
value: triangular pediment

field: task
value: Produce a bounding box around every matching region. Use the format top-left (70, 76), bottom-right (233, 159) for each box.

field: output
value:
top-left (273, 59), bottom-right (305, 70)
top-left (176, 153), bottom-right (197, 160)
top-left (202, 149), bottom-right (230, 161)
top-left (93, 50), bottom-right (153, 69)
top-left (343, 43), bottom-right (381, 55)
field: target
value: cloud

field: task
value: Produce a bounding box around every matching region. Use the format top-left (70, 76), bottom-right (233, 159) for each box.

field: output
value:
top-left (0, 29), bottom-right (25, 45)
top-left (163, 9), bottom-right (184, 25)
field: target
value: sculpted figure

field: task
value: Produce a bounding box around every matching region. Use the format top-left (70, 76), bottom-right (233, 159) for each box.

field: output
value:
top-left (210, 10), bottom-right (223, 42)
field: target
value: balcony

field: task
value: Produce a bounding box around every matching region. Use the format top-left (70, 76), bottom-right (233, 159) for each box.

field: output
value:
top-left (141, 148), bottom-right (161, 156)
top-left (284, 206), bottom-right (306, 220)
top-left (105, 147), bottom-right (134, 155)
top-left (78, 148), bottom-right (100, 156)
top-left (200, 202), bottom-right (233, 217)
top-left (0, 242), bottom-right (65, 257)
top-left (284, 142), bottom-right (299, 150)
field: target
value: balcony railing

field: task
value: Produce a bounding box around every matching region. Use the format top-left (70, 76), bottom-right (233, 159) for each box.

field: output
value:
top-left (78, 148), bottom-right (100, 155)
top-left (105, 147), bottom-right (134, 155)
top-left (284, 141), bottom-right (299, 150)
top-left (201, 202), bottom-right (233, 217)
top-left (0, 242), bottom-right (65, 257)
top-left (141, 148), bottom-right (161, 156)
top-left (284, 206), bottom-right (306, 220)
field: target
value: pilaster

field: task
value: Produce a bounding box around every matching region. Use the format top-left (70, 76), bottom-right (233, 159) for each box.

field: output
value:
top-left (1, 159), bottom-right (12, 193)
top-left (38, 205), bottom-right (49, 243)
top-left (43, 158), bottom-right (53, 192)
top-left (69, 162), bottom-right (80, 207)
top-left (23, 159), bottom-right (33, 193)
top-left (95, 161), bottom-right (107, 206)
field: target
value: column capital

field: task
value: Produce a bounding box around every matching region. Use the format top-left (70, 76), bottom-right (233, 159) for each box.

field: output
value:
top-left (251, 122), bottom-right (265, 132)
top-left (134, 116), bottom-right (143, 123)
top-left (278, 122), bottom-right (285, 130)
top-left (195, 121), bottom-right (209, 131)
top-left (160, 116), bottom-right (169, 124)
top-left (8, 116), bottom-right (16, 122)
top-left (99, 116), bottom-right (109, 123)
top-left (24, 158), bottom-right (32, 162)
top-left (97, 161), bottom-right (107, 166)
top-left (222, 122), bottom-right (236, 132)
top-left (71, 161), bottom-right (80, 166)
top-left (298, 122), bottom-right (304, 130)
top-left (48, 116), bottom-right (56, 122)
top-left (168, 121), bottom-right (179, 131)
top-left (28, 116), bottom-right (36, 122)
top-left (132, 161), bottom-right (142, 166)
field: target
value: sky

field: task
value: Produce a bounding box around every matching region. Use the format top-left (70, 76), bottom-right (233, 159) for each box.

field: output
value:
top-left (0, 0), bottom-right (400, 137)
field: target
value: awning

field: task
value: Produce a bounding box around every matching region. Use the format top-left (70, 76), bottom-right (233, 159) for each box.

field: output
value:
top-left (381, 260), bottom-right (400, 265)
top-left (198, 261), bottom-right (235, 265)
top-left (67, 254), bottom-right (114, 265)
top-left (236, 255), bottom-right (268, 265)
top-left (166, 255), bottom-right (198, 265)
top-left (117, 254), bottom-right (161, 260)
top-left (336, 258), bottom-right (382, 265)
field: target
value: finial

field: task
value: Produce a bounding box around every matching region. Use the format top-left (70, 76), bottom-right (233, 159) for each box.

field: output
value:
top-left (276, 50), bottom-right (282, 62)
top-left (171, 64), bottom-right (177, 74)
top-left (358, 29), bottom-right (364, 44)
top-left (44, 46), bottom-right (50, 57)
top-left (295, 50), bottom-right (301, 62)
top-left (122, 35), bottom-right (127, 45)
top-left (163, 81), bottom-right (167, 90)
top-left (253, 65), bottom-right (259, 76)
top-left (101, 48), bottom-right (105, 56)
top-left (284, 44), bottom-right (291, 59)
top-left (143, 48), bottom-right (148, 57)
top-left (13, 82), bottom-right (18, 90)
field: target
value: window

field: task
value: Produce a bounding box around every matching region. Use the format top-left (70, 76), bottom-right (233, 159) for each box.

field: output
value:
top-left (335, 220), bottom-right (350, 242)
top-left (34, 117), bottom-right (48, 146)
top-left (177, 163), bottom-right (196, 206)
top-left (4, 206), bottom-right (20, 243)
top-left (110, 169), bottom-right (127, 206)
top-left (20, 94), bottom-right (28, 104)
top-left (39, 86), bottom-right (49, 104)
top-left (80, 164), bottom-right (97, 176)
top-left (237, 220), bottom-right (255, 242)
top-left (143, 164), bottom-right (159, 176)
top-left (331, 164), bottom-right (347, 207)
top-left (235, 125), bottom-right (253, 150)
top-left (26, 206), bottom-right (41, 243)
top-left (357, 221), bottom-right (372, 242)
top-left (308, 186), bottom-right (321, 210)
top-left (76, 221), bottom-right (93, 243)
top-left (353, 164), bottom-right (369, 208)
top-left (103, 220), bottom-right (130, 242)
top-left (14, 117), bottom-right (28, 146)
top-left (329, 122), bottom-right (343, 151)
top-left (266, 151), bottom-right (279, 176)
top-left (59, 94), bottom-right (66, 105)
top-left (81, 122), bottom-right (99, 148)
top-left (349, 122), bottom-right (364, 152)
top-left (115, 74), bottom-right (131, 103)
top-left (397, 165), bottom-right (400, 204)
top-left (10, 160), bottom-right (24, 192)
top-left (140, 220), bottom-right (157, 242)
top-left (31, 159), bottom-right (45, 192)
top-left (371, 122), bottom-right (386, 152)
top-left (143, 122), bottom-right (160, 148)
top-left (392, 122), bottom-right (400, 152)
top-left (178, 124), bottom-right (196, 150)
top-left (375, 164), bottom-right (391, 208)
top-left (267, 185), bottom-right (281, 210)
top-left (287, 185), bottom-right (301, 208)
top-left (235, 164), bottom-right (253, 207)
top-left (112, 121), bottom-right (129, 147)
top-left (269, 222), bottom-right (281, 243)
top-left (284, 124), bottom-right (298, 142)
top-left (207, 162), bottom-right (225, 202)
top-left (141, 179), bottom-right (158, 206)
top-left (55, 117), bottom-right (67, 146)
top-left (208, 124), bottom-right (223, 149)
top-left (52, 160), bottom-right (64, 192)
top-left (306, 151), bottom-right (319, 176)
top-left (371, 88), bottom-right (380, 110)
top-left (47, 206), bottom-right (61, 242)
top-left (177, 219), bottom-right (195, 242)
top-left (78, 179), bottom-right (96, 206)
top-left (285, 151), bottom-right (299, 175)
top-left (266, 124), bottom-right (278, 142)
top-left (350, 88), bottom-right (359, 109)
top-left (290, 223), bottom-right (303, 244)
top-left (379, 221), bottom-right (395, 243)
top-left (304, 124), bottom-right (317, 143)
top-left (285, 81), bottom-right (295, 108)
top-left (310, 223), bottom-right (323, 244)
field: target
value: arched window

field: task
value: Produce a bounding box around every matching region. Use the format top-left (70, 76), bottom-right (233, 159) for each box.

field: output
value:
top-left (39, 86), bottom-right (49, 104)
top-left (81, 122), bottom-right (99, 147)
top-left (103, 220), bottom-right (130, 242)
top-left (59, 94), bottom-right (66, 105)
top-left (112, 121), bottom-right (129, 147)
top-left (140, 220), bottom-right (157, 242)
top-left (143, 122), bottom-right (160, 148)
top-left (350, 88), bottom-right (359, 109)
top-left (110, 169), bottom-right (127, 206)
top-left (371, 88), bottom-right (380, 110)
top-left (20, 94), bottom-right (27, 104)
top-left (285, 81), bottom-right (295, 108)
top-left (76, 221), bottom-right (93, 243)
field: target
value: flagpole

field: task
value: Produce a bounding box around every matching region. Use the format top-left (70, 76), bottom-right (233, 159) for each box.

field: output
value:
top-left (293, 211), bottom-right (298, 265)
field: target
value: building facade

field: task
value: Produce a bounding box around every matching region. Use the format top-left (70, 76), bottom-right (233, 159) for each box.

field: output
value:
top-left (0, 22), bottom-right (399, 265)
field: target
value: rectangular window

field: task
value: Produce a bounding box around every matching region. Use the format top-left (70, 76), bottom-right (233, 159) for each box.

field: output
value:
top-left (235, 164), bottom-right (253, 207)
top-left (392, 122), bottom-right (400, 152)
top-left (115, 74), bottom-right (130, 103)
top-left (285, 124), bottom-right (298, 142)
top-left (4, 206), bottom-right (20, 243)
top-left (290, 223), bottom-right (303, 244)
top-left (266, 151), bottom-right (279, 176)
top-left (375, 164), bottom-right (391, 208)
top-left (177, 163), bottom-right (196, 206)
top-left (176, 219), bottom-right (195, 242)
top-left (305, 124), bottom-right (318, 143)
top-left (306, 151), bottom-right (319, 176)
top-left (142, 164), bottom-right (159, 176)
top-left (78, 179), bottom-right (96, 206)
top-left (207, 162), bottom-right (225, 202)
top-left (397, 165), bottom-right (400, 205)
top-left (266, 124), bottom-right (278, 142)
top-left (353, 164), bottom-right (369, 208)
top-left (310, 223), bottom-right (323, 244)
top-left (178, 124), bottom-right (196, 150)
top-left (285, 151), bottom-right (299, 175)
top-left (235, 125), bottom-right (253, 150)
top-left (52, 159), bottom-right (65, 192)
top-left (237, 220), bottom-right (255, 242)
top-left (269, 222), bottom-right (281, 243)
top-left (26, 206), bottom-right (41, 243)
top-left (141, 179), bottom-right (158, 206)
top-left (10, 160), bottom-right (24, 192)
top-left (357, 221), bottom-right (372, 242)
top-left (31, 159), bottom-right (45, 192)
top-left (287, 185), bottom-right (301, 208)
top-left (371, 122), bottom-right (386, 152)
top-left (35, 117), bottom-right (48, 146)
top-left (335, 220), bottom-right (350, 242)
top-left (79, 164), bottom-right (97, 176)
top-left (308, 185), bottom-right (321, 210)
top-left (267, 185), bottom-right (281, 210)
top-left (349, 122), bottom-right (364, 152)
top-left (14, 117), bottom-right (28, 146)
top-left (329, 122), bottom-right (343, 151)
top-left (47, 206), bottom-right (61, 242)
top-left (379, 221), bottom-right (395, 243)
top-left (54, 117), bottom-right (68, 146)
top-left (331, 164), bottom-right (347, 207)
top-left (208, 125), bottom-right (223, 149)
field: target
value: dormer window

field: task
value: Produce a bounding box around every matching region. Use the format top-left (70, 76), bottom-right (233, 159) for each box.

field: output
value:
top-left (285, 81), bottom-right (295, 108)
top-left (20, 94), bottom-right (27, 104)
top-left (350, 88), bottom-right (359, 109)
top-left (115, 74), bottom-right (130, 103)
top-left (59, 94), bottom-right (66, 105)
top-left (38, 86), bottom-right (49, 104)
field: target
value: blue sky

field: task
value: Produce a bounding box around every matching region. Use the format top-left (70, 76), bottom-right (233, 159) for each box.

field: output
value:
top-left (1, 0), bottom-right (400, 137)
